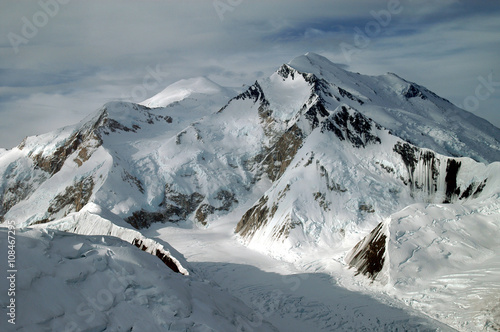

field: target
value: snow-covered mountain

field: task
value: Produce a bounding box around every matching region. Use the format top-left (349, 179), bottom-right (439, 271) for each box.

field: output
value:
top-left (1, 52), bottom-right (499, 330)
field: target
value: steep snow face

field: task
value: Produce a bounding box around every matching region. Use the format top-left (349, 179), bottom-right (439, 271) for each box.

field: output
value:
top-left (259, 68), bottom-right (312, 122)
top-left (0, 228), bottom-right (276, 331)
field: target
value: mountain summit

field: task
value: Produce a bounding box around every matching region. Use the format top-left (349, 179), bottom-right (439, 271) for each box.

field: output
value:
top-left (1, 53), bottom-right (500, 330)
top-left (141, 76), bottom-right (234, 108)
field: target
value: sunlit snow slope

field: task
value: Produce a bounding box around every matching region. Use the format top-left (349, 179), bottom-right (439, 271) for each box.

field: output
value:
top-left (0, 228), bottom-right (276, 331)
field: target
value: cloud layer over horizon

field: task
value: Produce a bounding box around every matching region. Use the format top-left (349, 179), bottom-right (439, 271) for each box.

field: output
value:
top-left (1, 0), bottom-right (499, 148)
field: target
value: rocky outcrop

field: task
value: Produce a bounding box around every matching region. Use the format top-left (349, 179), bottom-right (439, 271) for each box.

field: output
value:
top-left (194, 190), bottom-right (238, 225)
top-left (392, 142), bottom-right (489, 203)
top-left (1, 172), bottom-right (47, 222)
top-left (303, 102), bottom-right (330, 129)
top-left (29, 111), bottom-right (106, 175)
top-left (132, 238), bottom-right (181, 274)
top-left (235, 196), bottom-right (271, 239)
top-left (317, 162), bottom-right (347, 193)
top-left (321, 106), bottom-right (381, 148)
top-left (346, 222), bottom-right (387, 280)
top-left (403, 84), bottom-right (427, 100)
top-left (33, 177), bottom-right (96, 224)
top-left (126, 184), bottom-right (205, 229)
top-left (444, 159), bottom-right (461, 203)
top-left (260, 124), bottom-right (304, 182)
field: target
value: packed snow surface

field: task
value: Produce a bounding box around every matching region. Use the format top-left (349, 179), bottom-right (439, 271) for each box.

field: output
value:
top-left (0, 227), bottom-right (276, 331)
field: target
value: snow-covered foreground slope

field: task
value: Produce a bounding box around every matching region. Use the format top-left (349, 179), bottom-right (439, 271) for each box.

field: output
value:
top-left (0, 227), bottom-right (276, 332)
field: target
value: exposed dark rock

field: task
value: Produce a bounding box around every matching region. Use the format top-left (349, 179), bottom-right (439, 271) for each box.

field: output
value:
top-left (44, 176), bottom-right (95, 222)
top-left (304, 102), bottom-right (329, 129)
top-left (215, 190), bottom-right (239, 211)
top-left (126, 184), bottom-right (205, 229)
top-left (302, 74), bottom-right (334, 100)
top-left (30, 111), bottom-right (105, 175)
top-left (317, 163), bottom-right (347, 193)
top-left (460, 182), bottom-right (476, 200)
top-left (378, 162), bottom-right (394, 174)
top-left (261, 124), bottom-right (304, 182)
top-left (347, 222), bottom-right (386, 280)
top-left (271, 214), bottom-right (300, 241)
top-left (31, 218), bottom-right (51, 225)
top-left (277, 64), bottom-right (296, 80)
top-left (31, 132), bottom-right (85, 175)
top-left (155, 249), bottom-right (181, 274)
top-left (321, 106), bottom-right (381, 148)
top-left (277, 184), bottom-right (290, 201)
top-left (217, 81), bottom-right (268, 113)
top-left (105, 119), bottom-right (138, 133)
top-left (313, 192), bottom-right (331, 211)
top-left (234, 81), bottom-right (266, 103)
top-left (97, 104), bottom-right (171, 136)
top-left (163, 185), bottom-right (205, 219)
top-left (393, 144), bottom-right (442, 195)
top-left (359, 204), bottom-right (375, 213)
top-left (457, 179), bottom-right (488, 200)
top-left (73, 147), bottom-right (92, 167)
top-left (444, 159), bottom-right (462, 203)
top-left (194, 190), bottom-right (238, 225)
top-left (132, 238), bottom-right (181, 274)
top-left (393, 142), bottom-right (419, 176)
top-left (473, 179), bottom-right (487, 198)
top-left (195, 204), bottom-right (215, 225)
top-left (235, 196), bottom-right (270, 239)
top-left (420, 151), bottom-right (439, 193)
top-left (1, 180), bottom-right (38, 219)
top-left (122, 171), bottom-right (145, 194)
top-left (126, 210), bottom-right (166, 229)
top-left (304, 152), bottom-right (315, 167)
top-left (403, 84), bottom-right (427, 100)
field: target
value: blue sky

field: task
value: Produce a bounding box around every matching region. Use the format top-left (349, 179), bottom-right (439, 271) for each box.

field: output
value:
top-left (1, 0), bottom-right (499, 148)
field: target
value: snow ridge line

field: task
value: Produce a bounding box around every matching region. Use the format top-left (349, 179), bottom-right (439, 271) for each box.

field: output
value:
top-left (31, 207), bottom-right (189, 275)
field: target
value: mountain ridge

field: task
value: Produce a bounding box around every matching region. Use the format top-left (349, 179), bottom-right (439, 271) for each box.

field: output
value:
top-left (1, 52), bottom-right (500, 330)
